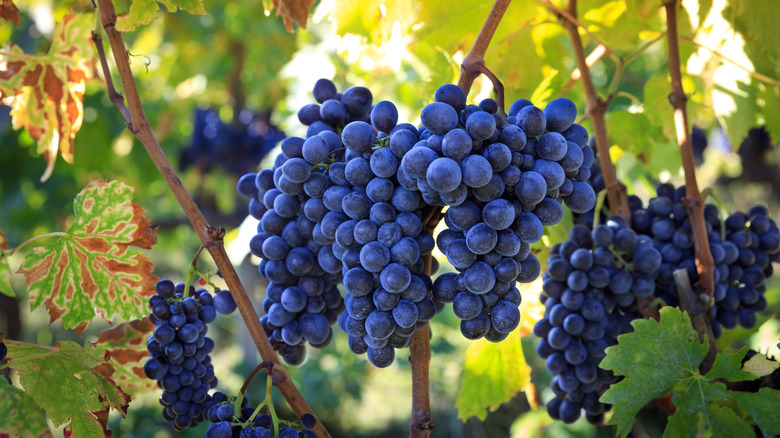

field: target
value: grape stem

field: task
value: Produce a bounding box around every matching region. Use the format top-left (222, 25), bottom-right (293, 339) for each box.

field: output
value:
top-left (409, 209), bottom-right (443, 438)
top-left (673, 269), bottom-right (718, 372)
top-left (556, 0), bottom-right (631, 222)
top-left (457, 0), bottom-right (511, 109)
top-left (93, 1), bottom-right (330, 436)
top-left (663, 0), bottom-right (717, 369)
top-left (183, 244), bottom-right (206, 293)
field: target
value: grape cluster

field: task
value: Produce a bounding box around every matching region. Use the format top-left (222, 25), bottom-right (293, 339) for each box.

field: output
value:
top-left (0, 341), bottom-right (5, 361)
top-left (711, 206), bottom-right (778, 335)
top-left (144, 279), bottom-right (236, 430)
top-left (181, 109), bottom-right (284, 177)
top-left (203, 392), bottom-right (318, 438)
top-left (237, 107), bottom-right (347, 365)
top-left (535, 217), bottom-right (659, 424)
top-left (628, 184), bottom-right (776, 336)
top-left (426, 88), bottom-right (596, 340)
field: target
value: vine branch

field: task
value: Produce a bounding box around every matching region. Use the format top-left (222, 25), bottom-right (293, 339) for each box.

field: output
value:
top-left (93, 1), bottom-right (330, 436)
top-left (409, 208), bottom-right (442, 438)
top-left (663, 0), bottom-right (716, 364)
top-left (673, 269), bottom-right (718, 371)
top-left (457, 0), bottom-right (511, 107)
top-left (558, 1), bottom-right (631, 221)
top-left (557, 0), bottom-right (659, 321)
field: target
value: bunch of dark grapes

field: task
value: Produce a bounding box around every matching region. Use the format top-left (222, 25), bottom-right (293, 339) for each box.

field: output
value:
top-left (0, 341), bottom-right (5, 361)
top-left (571, 137), bottom-right (603, 228)
top-left (426, 87), bottom-right (597, 341)
top-left (711, 206), bottom-right (778, 336)
top-left (181, 109), bottom-right (284, 177)
top-left (144, 279), bottom-right (237, 430)
top-left (330, 95), bottom-right (440, 367)
top-left (203, 392), bottom-right (319, 437)
top-left (236, 98), bottom-right (348, 365)
top-left (629, 184), bottom-right (777, 336)
top-left (535, 216), bottom-right (661, 424)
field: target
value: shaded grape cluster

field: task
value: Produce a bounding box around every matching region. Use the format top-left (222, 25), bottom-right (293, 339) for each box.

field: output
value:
top-left (535, 216), bottom-right (659, 424)
top-left (711, 206), bottom-right (778, 335)
top-left (181, 109), bottom-right (284, 177)
top-left (629, 184), bottom-right (776, 336)
top-left (203, 391), bottom-right (318, 438)
top-left (144, 279), bottom-right (237, 430)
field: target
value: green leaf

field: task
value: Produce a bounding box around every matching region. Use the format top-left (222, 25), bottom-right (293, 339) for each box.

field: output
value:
top-left (600, 307), bottom-right (708, 437)
top-left (0, 379), bottom-right (49, 438)
top-left (642, 75), bottom-right (674, 137)
top-left (116, 0), bottom-right (206, 32)
top-left (530, 69), bottom-right (560, 108)
top-left (723, 0), bottom-right (780, 61)
top-left (704, 346), bottom-right (755, 382)
top-left (456, 332), bottom-right (532, 421)
top-left (732, 388), bottom-right (780, 437)
top-left (697, 0), bottom-right (713, 29)
top-left (714, 80), bottom-right (757, 152)
top-left (0, 228), bottom-right (13, 297)
top-left (666, 377), bottom-right (731, 436)
top-left (707, 404), bottom-right (755, 438)
top-left (606, 110), bottom-right (657, 157)
top-left (4, 341), bottom-right (131, 438)
top-left (94, 318), bottom-right (157, 396)
top-left (17, 180), bottom-right (158, 334)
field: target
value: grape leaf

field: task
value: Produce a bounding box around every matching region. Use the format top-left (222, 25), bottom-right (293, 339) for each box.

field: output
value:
top-left (456, 332), bottom-right (532, 421)
top-left (703, 346), bottom-right (755, 382)
top-left (0, 0), bottom-right (19, 26)
top-left (732, 388), bottom-right (780, 438)
top-left (17, 180), bottom-right (158, 334)
top-left (600, 307), bottom-right (708, 437)
top-left (0, 14), bottom-right (93, 182)
top-left (94, 318), bottom-right (156, 395)
top-left (0, 379), bottom-right (50, 438)
top-left (0, 229), bottom-right (13, 297)
top-left (3, 341), bottom-right (131, 438)
top-left (116, 0), bottom-right (206, 32)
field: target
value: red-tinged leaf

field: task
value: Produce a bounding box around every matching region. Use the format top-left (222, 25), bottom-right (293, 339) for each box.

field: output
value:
top-left (116, 0), bottom-right (206, 32)
top-left (271, 0), bottom-right (317, 32)
top-left (0, 0), bottom-right (19, 26)
top-left (17, 180), bottom-right (159, 334)
top-left (0, 13), bottom-right (93, 182)
top-left (0, 229), bottom-right (12, 297)
top-left (0, 379), bottom-right (50, 438)
top-left (3, 341), bottom-right (131, 438)
top-left (94, 318), bottom-right (157, 395)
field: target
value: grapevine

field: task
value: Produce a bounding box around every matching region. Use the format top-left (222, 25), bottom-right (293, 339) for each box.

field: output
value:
top-left (0, 1), bottom-right (778, 438)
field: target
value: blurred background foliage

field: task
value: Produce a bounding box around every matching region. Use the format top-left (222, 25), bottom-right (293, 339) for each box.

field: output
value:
top-left (1, 0), bottom-right (778, 436)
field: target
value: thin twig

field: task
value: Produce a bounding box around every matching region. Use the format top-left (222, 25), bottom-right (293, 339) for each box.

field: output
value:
top-left (457, 0), bottom-right (512, 98)
top-left (91, 30), bottom-right (132, 123)
top-left (540, 0), bottom-right (615, 57)
top-left (560, 0), bottom-right (631, 221)
top-left (240, 361), bottom-right (274, 396)
top-left (94, 1), bottom-right (330, 436)
top-left (663, 0), bottom-right (716, 364)
top-left (474, 63), bottom-right (505, 111)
